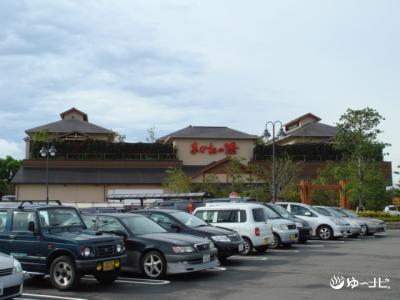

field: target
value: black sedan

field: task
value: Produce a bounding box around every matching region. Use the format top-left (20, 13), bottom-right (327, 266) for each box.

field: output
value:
top-left (133, 209), bottom-right (244, 260)
top-left (264, 203), bottom-right (312, 243)
top-left (81, 213), bottom-right (219, 279)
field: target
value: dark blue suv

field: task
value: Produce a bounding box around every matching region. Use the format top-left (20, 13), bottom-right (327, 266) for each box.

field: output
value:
top-left (0, 201), bottom-right (127, 290)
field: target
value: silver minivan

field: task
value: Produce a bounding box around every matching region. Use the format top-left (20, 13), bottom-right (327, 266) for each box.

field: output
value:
top-left (0, 253), bottom-right (23, 299)
top-left (277, 202), bottom-right (351, 240)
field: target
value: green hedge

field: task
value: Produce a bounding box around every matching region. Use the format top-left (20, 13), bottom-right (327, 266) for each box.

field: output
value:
top-left (358, 211), bottom-right (400, 222)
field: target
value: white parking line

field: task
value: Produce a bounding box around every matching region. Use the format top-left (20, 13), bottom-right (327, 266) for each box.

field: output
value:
top-left (294, 244), bottom-right (325, 248)
top-left (229, 256), bottom-right (269, 261)
top-left (20, 294), bottom-right (88, 300)
top-left (83, 276), bottom-right (170, 285)
top-left (309, 240), bottom-right (345, 243)
top-left (207, 266), bottom-right (227, 271)
top-left (268, 249), bottom-right (300, 253)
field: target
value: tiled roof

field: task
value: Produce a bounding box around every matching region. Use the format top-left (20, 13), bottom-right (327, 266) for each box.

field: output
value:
top-left (158, 126), bottom-right (258, 141)
top-left (25, 118), bottom-right (114, 135)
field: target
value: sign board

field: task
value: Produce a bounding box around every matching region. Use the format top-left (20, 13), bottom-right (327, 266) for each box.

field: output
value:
top-left (393, 197), bottom-right (400, 205)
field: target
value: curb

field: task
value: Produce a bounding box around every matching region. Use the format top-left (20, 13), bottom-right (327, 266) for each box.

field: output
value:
top-left (386, 222), bottom-right (400, 229)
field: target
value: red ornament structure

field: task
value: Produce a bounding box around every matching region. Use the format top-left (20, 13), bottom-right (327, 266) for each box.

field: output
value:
top-left (191, 142), bottom-right (239, 155)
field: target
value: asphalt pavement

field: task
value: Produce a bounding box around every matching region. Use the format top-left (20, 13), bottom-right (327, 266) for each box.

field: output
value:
top-left (18, 230), bottom-right (400, 300)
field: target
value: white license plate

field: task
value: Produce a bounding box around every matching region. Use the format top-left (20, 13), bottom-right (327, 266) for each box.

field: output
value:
top-left (290, 234), bottom-right (297, 240)
top-left (0, 283), bottom-right (3, 296)
top-left (238, 244), bottom-right (244, 252)
top-left (203, 254), bottom-right (211, 263)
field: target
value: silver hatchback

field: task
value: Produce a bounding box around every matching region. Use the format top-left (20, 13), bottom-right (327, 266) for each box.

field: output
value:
top-left (0, 252), bottom-right (23, 300)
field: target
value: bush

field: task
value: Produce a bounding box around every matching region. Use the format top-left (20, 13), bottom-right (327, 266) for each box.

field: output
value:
top-left (357, 210), bottom-right (400, 222)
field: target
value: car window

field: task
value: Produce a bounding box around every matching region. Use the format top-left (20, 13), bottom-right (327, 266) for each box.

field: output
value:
top-left (149, 213), bottom-right (176, 230)
top-left (314, 207), bottom-right (332, 216)
top-left (0, 211), bottom-right (7, 232)
top-left (12, 211), bottom-right (36, 232)
top-left (278, 204), bottom-right (288, 209)
top-left (253, 208), bottom-right (266, 222)
top-left (194, 210), bottom-right (216, 223)
top-left (262, 207), bottom-right (280, 219)
top-left (170, 211), bottom-right (207, 228)
top-left (217, 210), bottom-right (239, 223)
top-left (291, 205), bottom-right (316, 217)
top-left (82, 215), bottom-right (97, 230)
top-left (97, 216), bottom-right (125, 232)
top-left (240, 210), bottom-right (247, 223)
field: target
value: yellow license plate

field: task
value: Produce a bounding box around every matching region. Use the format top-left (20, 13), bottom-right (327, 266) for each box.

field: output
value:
top-left (264, 238), bottom-right (269, 245)
top-left (103, 260), bottom-right (115, 271)
top-left (290, 234), bottom-right (297, 240)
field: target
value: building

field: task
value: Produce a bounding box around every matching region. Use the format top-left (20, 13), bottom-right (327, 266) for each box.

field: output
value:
top-left (12, 109), bottom-right (392, 203)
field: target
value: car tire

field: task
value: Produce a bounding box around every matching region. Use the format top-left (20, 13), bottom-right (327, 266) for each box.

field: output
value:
top-left (241, 237), bottom-right (253, 255)
top-left (317, 225), bottom-right (333, 240)
top-left (141, 251), bottom-right (167, 279)
top-left (269, 233), bottom-right (281, 249)
top-left (360, 226), bottom-right (368, 236)
top-left (95, 270), bottom-right (120, 285)
top-left (50, 256), bottom-right (80, 291)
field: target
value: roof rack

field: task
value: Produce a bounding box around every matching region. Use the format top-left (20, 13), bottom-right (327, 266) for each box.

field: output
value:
top-left (18, 200), bottom-right (62, 209)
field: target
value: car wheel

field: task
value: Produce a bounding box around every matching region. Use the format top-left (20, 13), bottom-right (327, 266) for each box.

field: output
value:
top-left (317, 225), bottom-right (333, 240)
top-left (50, 256), bottom-right (80, 291)
top-left (141, 251), bottom-right (167, 279)
top-left (241, 237), bottom-right (253, 255)
top-left (270, 233), bottom-right (281, 249)
top-left (95, 270), bottom-right (120, 285)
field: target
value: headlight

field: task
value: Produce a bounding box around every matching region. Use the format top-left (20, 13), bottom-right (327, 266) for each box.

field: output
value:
top-left (295, 222), bottom-right (303, 228)
top-left (116, 243), bottom-right (123, 253)
top-left (332, 218), bottom-right (346, 226)
top-left (80, 247), bottom-right (92, 257)
top-left (209, 241), bottom-right (215, 249)
top-left (172, 246), bottom-right (195, 253)
top-left (211, 235), bottom-right (230, 242)
top-left (13, 259), bottom-right (22, 274)
top-left (280, 224), bottom-right (289, 230)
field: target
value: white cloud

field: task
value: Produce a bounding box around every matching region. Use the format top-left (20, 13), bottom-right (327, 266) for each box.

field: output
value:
top-left (0, 139), bottom-right (24, 159)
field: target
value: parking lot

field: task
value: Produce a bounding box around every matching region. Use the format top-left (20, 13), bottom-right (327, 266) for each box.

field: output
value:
top-left (18, 230), bottom-right (399, 300)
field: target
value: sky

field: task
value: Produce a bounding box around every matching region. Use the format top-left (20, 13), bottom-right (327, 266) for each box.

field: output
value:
top-left (0, 0), bottom-right (399, 183)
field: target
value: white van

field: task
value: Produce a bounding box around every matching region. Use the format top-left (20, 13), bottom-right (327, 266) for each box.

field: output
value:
top-left (194, 203), bottom-right (273, 255)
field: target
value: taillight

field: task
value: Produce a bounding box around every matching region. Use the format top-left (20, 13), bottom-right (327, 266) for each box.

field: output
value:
top-left (188, 203), bottom-right (194, 214)
top-left (255, 227), bottom-right (260, 236)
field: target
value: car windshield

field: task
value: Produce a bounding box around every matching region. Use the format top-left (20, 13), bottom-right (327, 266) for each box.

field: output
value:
top-left (263, 207), bottom-right (281, 219)
top-left (313, 207), bottom-right (332, 216)
top-left (329, 208), bottom-right (347, 218)
top-left (271, 204), bottom-right (291, 218)
top-left (121, 215), bottom-right (167, 235)
top-left (339, 208), bottom-right (359, 218)
top-left (38, 208), bottom-right (83, 228)
top-left (171, 211), bottom-right (208, 228)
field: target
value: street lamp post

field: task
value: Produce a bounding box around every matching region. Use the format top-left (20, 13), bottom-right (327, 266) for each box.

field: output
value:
top-left (263, 121), bottom-right (286, 203)
top-left (40, 144), bottom-right (57, 204)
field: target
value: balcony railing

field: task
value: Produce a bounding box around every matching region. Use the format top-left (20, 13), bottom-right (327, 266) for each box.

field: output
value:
top-left (29, 152), bottom-right (177, 160)
top-left (253, 154), bottom-right (342, 161)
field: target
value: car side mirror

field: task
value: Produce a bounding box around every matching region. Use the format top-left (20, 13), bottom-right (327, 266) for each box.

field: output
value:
top-left (28, 221), bottom-right (36, 232)
top-left (304, 211), bottom-right (311, 217)
top-left (171, 224), bottom-right (181, 232)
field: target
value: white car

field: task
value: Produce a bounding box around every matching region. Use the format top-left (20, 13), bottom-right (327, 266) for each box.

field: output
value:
top-left (194, 203), bottom-right (273, 255)
top-left (0, 253), bottom-right (23, 300)
top-left (384, 205), bottom-right (400, 216)
top-left (276, 202), bottom-right (351, 240)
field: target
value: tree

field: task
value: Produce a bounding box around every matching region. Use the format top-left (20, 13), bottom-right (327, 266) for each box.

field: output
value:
top-left (226, 157), bottom-right (246, 193)
top-left (146, 126), bottom-right (157, 143)
top-left (335, 108), bottom-right (388, 210)
top-left (251, 157), bottom-right (302, 201)
top-left (32, 129), bottom-right (50, 142)
top-left (163, 168), bottom-right (191, 193)
top-left (0, 156), bottom-right (21, 197)
top-left (114, 131), bottom-right (126, 143)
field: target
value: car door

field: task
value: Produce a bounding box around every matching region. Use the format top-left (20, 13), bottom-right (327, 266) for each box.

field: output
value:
top-left (289, 204), bottom-right (319, 232)
top-left (214, 210), bottom-right (240, 233)
top-left (8, 210), bottom-right (43, 272)
top-left (0, 210), bottom-right (10, 253)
